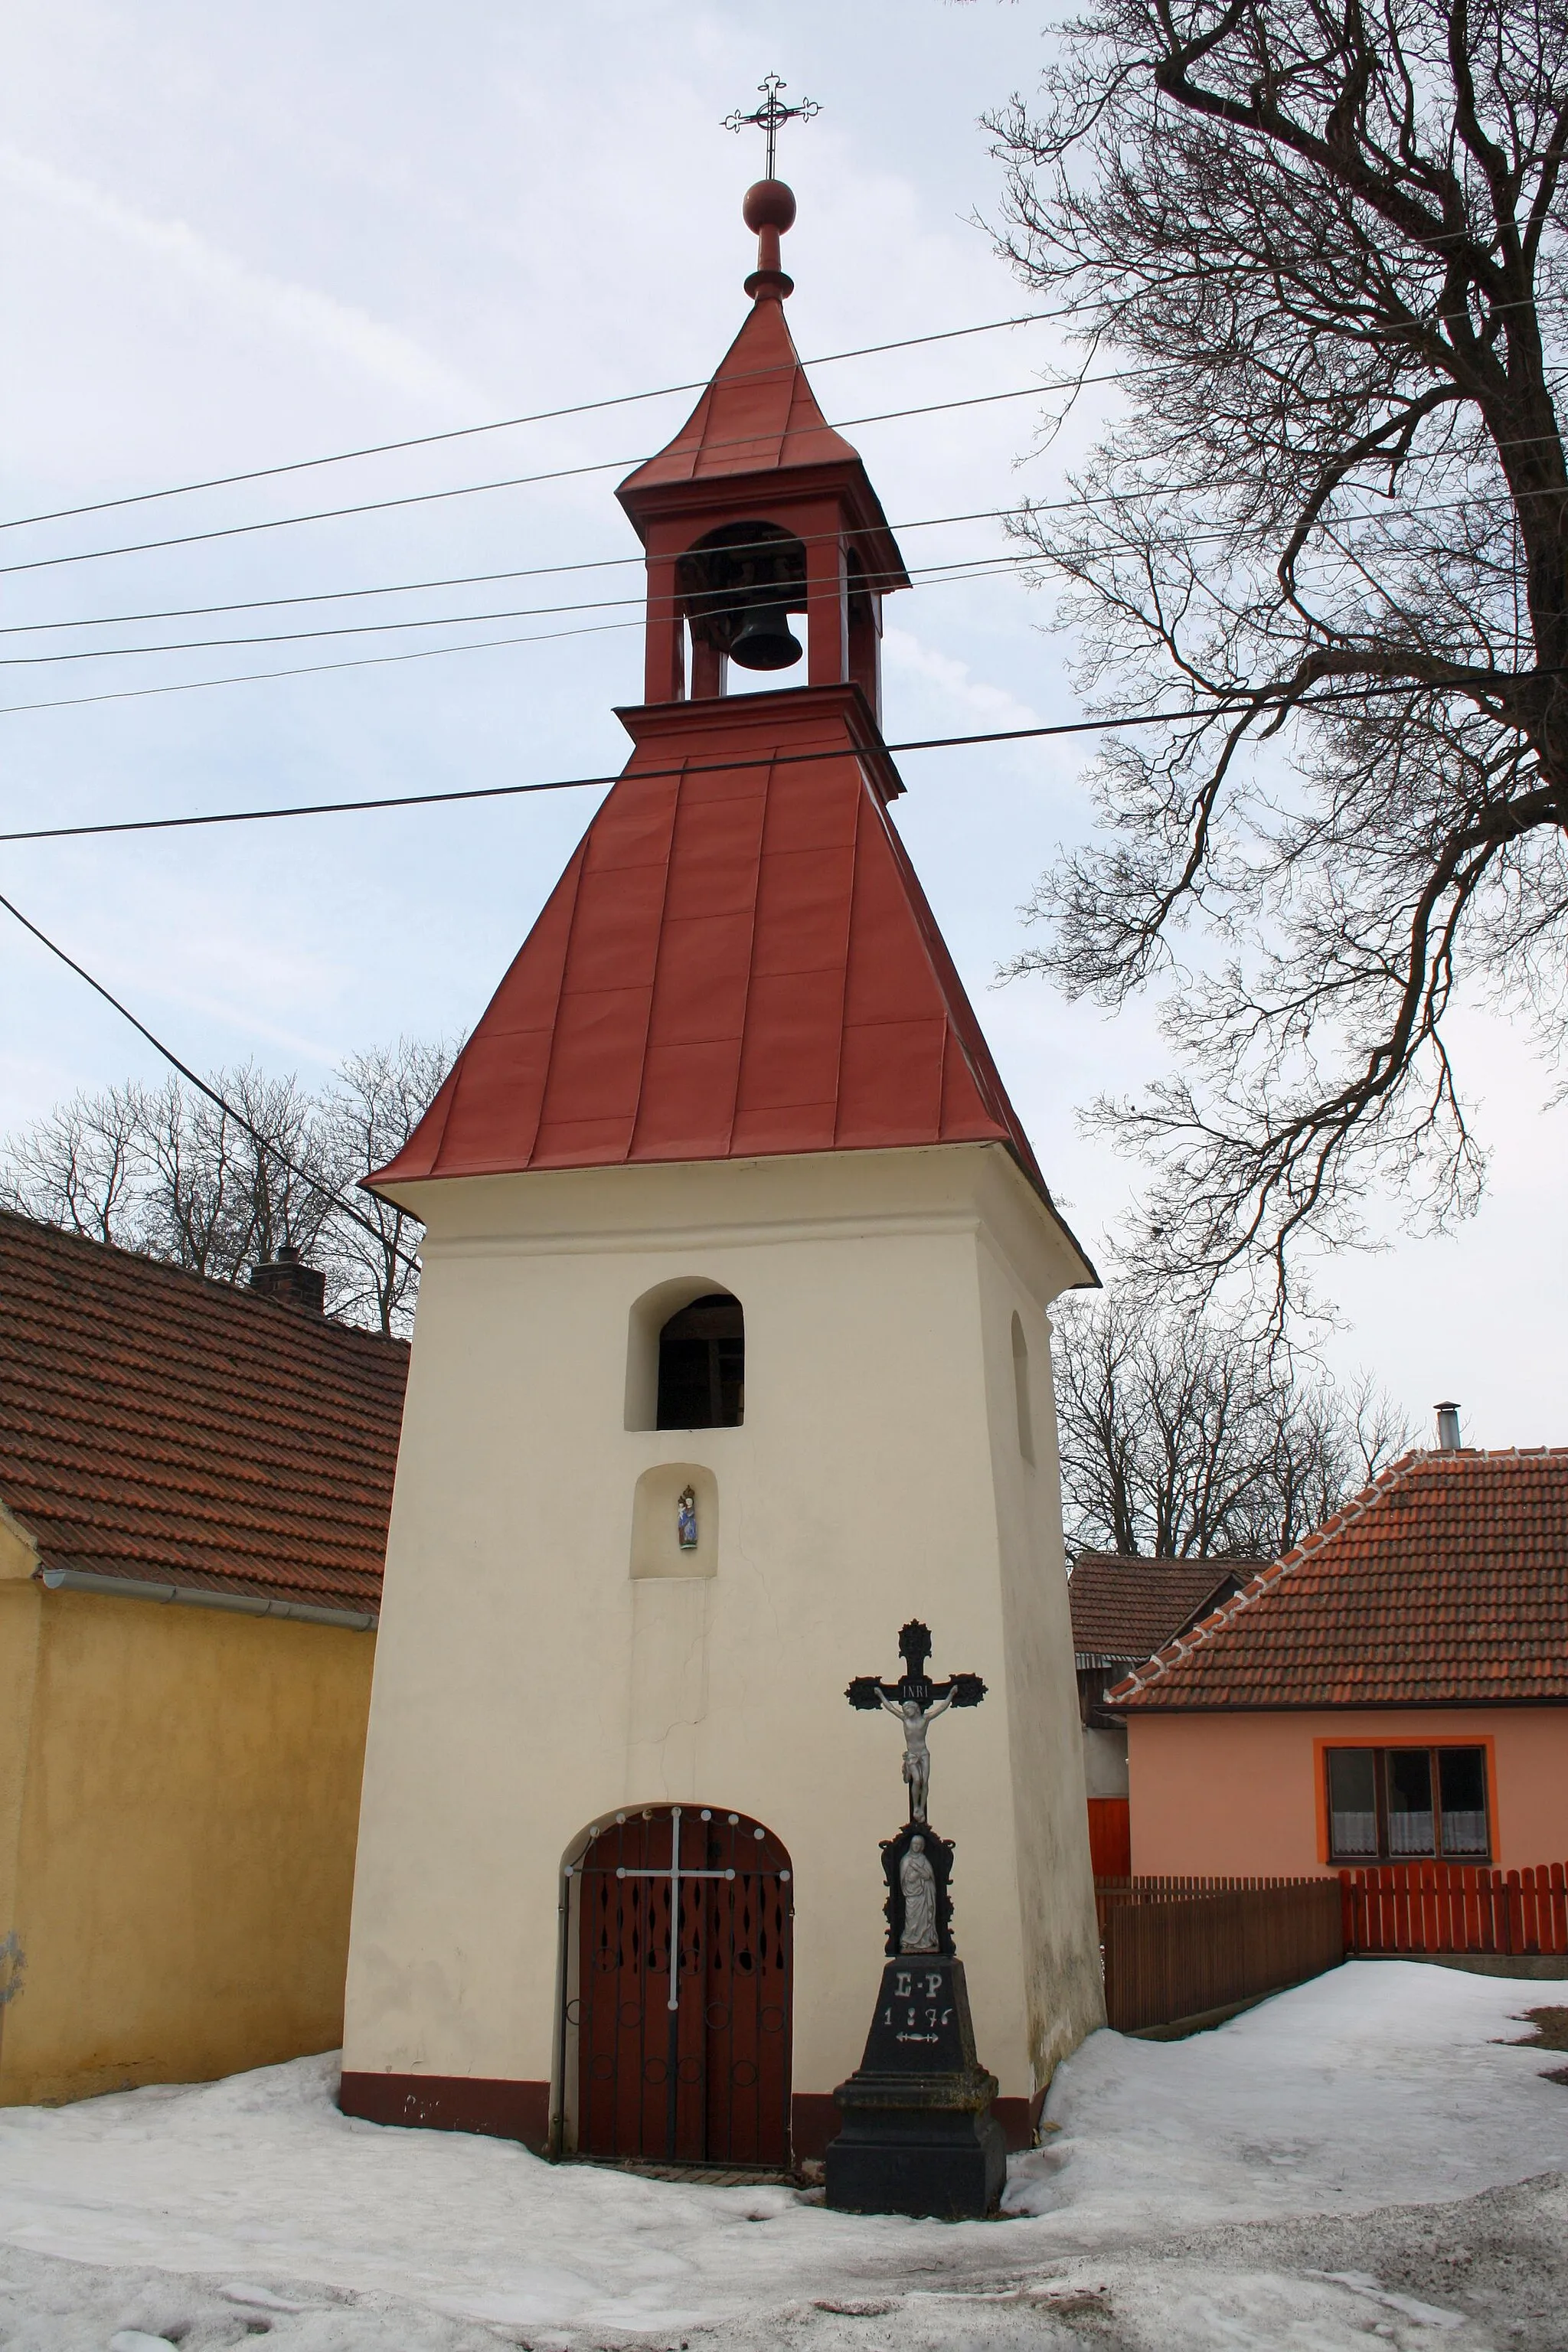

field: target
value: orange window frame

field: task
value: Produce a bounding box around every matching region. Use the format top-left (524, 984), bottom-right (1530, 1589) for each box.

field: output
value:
top-left (1314, 1734), bottom-right (1501, 1867)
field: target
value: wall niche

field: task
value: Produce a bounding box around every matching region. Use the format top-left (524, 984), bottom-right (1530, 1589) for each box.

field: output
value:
top-left (630, 1462), bottom-right (718, 1580)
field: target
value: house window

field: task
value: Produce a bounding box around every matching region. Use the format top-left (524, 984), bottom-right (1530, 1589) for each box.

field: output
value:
top-left (1325, 1746), bottom-right (1491, 1863)
top-left (656, 1292), bottom-right (744, 1429)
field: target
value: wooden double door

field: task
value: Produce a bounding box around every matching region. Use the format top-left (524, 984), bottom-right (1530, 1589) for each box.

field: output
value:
top-left (568, 1805), bottom-right (792, 2167)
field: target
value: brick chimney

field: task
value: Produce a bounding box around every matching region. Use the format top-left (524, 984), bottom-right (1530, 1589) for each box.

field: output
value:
top-left (1435, 1400), bottom-right (1462, 1452)
top-left (250, 1243), bottom-right (326, 1314)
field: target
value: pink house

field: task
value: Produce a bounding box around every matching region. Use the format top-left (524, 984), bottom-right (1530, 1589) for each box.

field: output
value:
top-left (1106, 1445), bottom-right (1568, 1879)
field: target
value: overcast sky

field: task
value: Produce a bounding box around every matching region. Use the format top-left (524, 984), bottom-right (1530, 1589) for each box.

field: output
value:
top-left (2, 0), bottom-right (1562, 1448)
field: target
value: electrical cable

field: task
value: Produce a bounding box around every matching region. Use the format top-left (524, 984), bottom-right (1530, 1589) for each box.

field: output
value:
top-left (7, 282), bottom-right (1557, 536)
top-left (0, 310), bottom-right (1067, 533)
top-left (0, 676), bottom-right (1537, 848)
top-left (0, 381), bottom-right (1086, 579)
top-left (0, 550), bottom-right (1040, 667)
top-left (0, 482), bottom-right (1520, 640)
top-left (0, 492), bottom-right (1530, 705)
top-left (0, 510), bottom-right (1016, 635)
top-left (11, 375), bottom-right (1567, 583)
top-left (0, 884), bottom-right (421, 1275)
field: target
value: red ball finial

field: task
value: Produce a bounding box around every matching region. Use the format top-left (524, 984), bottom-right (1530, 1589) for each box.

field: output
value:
top-left (743, 179), bottom-right (796, 235)
top-left (742, 178), bottom-right (796, 302)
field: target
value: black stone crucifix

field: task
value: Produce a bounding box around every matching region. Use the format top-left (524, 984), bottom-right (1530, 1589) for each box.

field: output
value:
top-left (828, 1627), bottom-right (1006, 2218)
top-left (846, 1622), bottom-right (987, 1825)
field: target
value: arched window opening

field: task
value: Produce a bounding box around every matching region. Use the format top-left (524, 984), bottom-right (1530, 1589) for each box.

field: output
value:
top-left (657, 1292), bottom-right (744, 1429)
top-left (1011, 1312), bottom-right (1034, 1465)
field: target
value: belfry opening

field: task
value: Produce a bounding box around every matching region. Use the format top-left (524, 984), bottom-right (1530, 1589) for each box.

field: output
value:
top-left (656, 1292), bottom-right (744, 1430)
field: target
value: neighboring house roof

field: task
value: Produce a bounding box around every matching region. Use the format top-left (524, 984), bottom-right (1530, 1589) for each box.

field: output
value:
top-left (0, 1210), bottom-right (407, 1617)
top-left (1108, 1449), bottom-right (1568, 1712)
top-left (1069, 1551), bottom-right (1254, 1668)
top-left (369, 686), bottom-right (1074, 1225)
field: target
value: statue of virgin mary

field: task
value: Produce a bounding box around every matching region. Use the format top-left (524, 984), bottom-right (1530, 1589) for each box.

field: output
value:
top-left (898, 1835), bottom-right (939, 1954)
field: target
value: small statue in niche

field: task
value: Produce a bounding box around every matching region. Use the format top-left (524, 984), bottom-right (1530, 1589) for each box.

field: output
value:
top-left (676, 1485), bottom-right (698, 1552)
top-left (898, 1835), bottom-right (939, 1953)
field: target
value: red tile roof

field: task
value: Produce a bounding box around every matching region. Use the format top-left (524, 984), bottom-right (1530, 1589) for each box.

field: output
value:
top-left (1108, 1449), bottom-right (1568, 1711)
top-left (617, 289), bottom-right (861, 490)
top-left (0, 1210), bottom-right (406, 1615)
top-left (1069, 1552), bottom-right (1256, 1665)
top-left (372, 685), bottom-right (1080, 1242)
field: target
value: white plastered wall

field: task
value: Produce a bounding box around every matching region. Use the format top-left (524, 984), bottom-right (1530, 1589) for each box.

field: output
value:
top-left (343, 1142), bottom-right (1105, 2115)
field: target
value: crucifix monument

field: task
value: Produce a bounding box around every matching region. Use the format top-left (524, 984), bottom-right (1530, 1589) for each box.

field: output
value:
top-left (826, 1621), bottom-right (1008, 2219)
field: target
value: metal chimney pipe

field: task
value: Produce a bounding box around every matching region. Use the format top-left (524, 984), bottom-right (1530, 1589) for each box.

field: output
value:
top-left (1435, 1401), bottom-right (1462, 1452)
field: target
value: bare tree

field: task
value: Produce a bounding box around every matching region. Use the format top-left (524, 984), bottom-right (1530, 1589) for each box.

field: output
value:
top-left (1052, 1289), bottom-right (1414, 1556)
top-left (320, 1038), bottom-right (457, 1337)
top-left (0, 1086), bottom-right (142, 1245)
top-left (132, 1067), bottom-right (335, 1281)
top-left (0, 1037), bottom-right (454, 1334)
top-left (985, 0), bottom-right (1568, 1320)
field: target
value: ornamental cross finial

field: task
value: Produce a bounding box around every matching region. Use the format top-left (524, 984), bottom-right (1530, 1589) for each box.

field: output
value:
top-left (722, 72), bottom-right (821, 180)
top-left (847, 1622), bottom-right (987, 1824)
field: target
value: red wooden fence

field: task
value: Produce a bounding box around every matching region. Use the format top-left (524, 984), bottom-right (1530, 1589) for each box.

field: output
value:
top-left (1094, 1874), bottom-right (1344, 2032)
top-left (1341, 1861), bottom-right (1568, 1957)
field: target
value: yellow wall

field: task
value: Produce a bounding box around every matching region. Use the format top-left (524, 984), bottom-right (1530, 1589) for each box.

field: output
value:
top-left (0, 1555), bottom-right (375, 2108)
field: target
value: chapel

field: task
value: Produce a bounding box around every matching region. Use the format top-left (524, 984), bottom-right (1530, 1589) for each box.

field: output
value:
top-left (339, 172), bottom-right (1104, 2167)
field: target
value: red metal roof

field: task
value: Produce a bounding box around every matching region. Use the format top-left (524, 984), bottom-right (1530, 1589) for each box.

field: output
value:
top-left (374, 685), bottom-right (1062, 1200)
top-left (618, 292), bottom-right (860, 492)
top-left (0, 1210), bottom-right (406, 1615)
top-left (1069, 1552), bottom-right (1255, 1665)
top-left (1107, 1449), bottom-right (1568, 1711)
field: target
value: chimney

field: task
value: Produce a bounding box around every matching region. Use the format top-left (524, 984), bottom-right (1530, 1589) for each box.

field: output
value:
top-left (250, 1243), bottom-right (326, 1314)
top-left (1434, 1400), bottom-right (1462, 1452)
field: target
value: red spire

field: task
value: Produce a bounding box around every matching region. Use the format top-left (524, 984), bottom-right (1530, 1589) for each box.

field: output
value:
top-left (618, 180), bottom-right (864, 492)
top-left (619, 293), bottom-right (858, 491)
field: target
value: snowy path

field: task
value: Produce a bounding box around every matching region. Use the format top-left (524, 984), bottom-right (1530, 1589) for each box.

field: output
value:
top-left (0, 1962), bottom-right (1563, 2350)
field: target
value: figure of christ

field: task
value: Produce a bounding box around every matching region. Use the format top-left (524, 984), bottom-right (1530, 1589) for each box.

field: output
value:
top-left (878, 1688), bottom-right (956, 1822)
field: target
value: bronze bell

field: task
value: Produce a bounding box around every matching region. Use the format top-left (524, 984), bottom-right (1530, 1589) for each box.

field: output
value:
top-left (730, 599), bottom-right (802, 671)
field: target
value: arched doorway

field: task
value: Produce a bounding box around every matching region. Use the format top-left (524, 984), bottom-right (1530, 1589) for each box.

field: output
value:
top-left (562, 1805), bottom-right (792, 2167)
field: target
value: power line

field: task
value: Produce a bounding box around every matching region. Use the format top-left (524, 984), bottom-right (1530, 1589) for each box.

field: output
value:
top-left (0, 550), bottom-right (1039, 668)
top-left (0, 311), bottom-right (1063, 533)
top-left (10, 285), bottom-right (1560, 539)
top-left (0, 486), bottom-right (1534, 668)
top-left (0, 885), bottom-right (421, 1275)
top-left (0, 556), bottom-right (1050, 714)
top-left (0, 381), bottom-right (1078, 580)
top-left (0, 494), bottom-right (1528, 706)
top-left (2, 469), bottom-right (1546, 641)
top-left (0, 510), bottom-right (1017, 635)
top-left (0, 680), bottom-right (1531, 848)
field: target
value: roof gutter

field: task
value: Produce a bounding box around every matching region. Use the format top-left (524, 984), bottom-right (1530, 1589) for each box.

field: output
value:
top-left (38, 1563), bottom-right (377, 1632)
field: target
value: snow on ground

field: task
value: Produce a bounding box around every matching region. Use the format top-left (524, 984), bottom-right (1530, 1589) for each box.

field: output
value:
top-left (0, 1963), bottom-right (1563, 2351)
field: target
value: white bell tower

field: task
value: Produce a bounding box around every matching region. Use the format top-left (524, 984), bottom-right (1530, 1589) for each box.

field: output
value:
top-left (339, 175), bottom-right (1105, 2170)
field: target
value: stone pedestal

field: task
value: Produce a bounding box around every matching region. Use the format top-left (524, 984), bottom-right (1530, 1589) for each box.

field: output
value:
top-left (825, 1956), bottom-right (1006, 2218)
